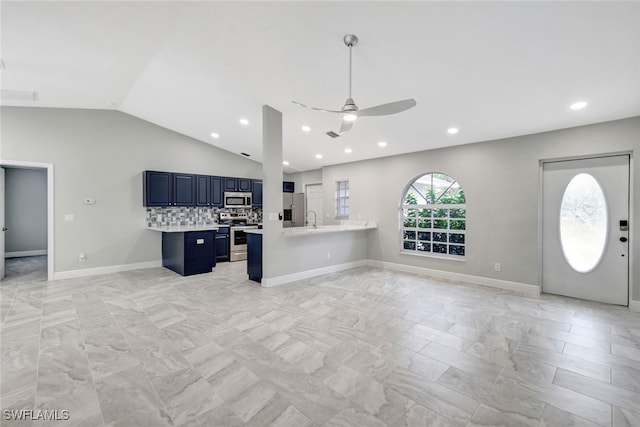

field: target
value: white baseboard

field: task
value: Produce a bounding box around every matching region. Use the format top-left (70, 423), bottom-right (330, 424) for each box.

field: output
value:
top-left (53, 260), bottom-right (162, 280)
top-left (367, 259), bottom-right (541, 296)
top-left (261, 260), bottom-right (369, 288)
top-left (630, 300), bottom-right (640, 312)
top-left (5, 250), bottom-right (48, 258)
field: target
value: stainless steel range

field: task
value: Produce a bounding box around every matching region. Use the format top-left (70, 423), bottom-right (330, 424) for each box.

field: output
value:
top-left (220, 212), bottom-right (258, 262)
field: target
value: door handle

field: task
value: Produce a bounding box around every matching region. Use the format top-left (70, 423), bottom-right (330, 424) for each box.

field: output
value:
top-left (620, 237), bottom-right (628, 242)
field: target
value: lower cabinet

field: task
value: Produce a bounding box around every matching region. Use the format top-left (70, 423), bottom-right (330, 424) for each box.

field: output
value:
top-left (215, 227), bottom-right (230, 262)
top-left (162, 231), bottom-right (215, 276)
top-left (246, 233), bottom-right (262, 283)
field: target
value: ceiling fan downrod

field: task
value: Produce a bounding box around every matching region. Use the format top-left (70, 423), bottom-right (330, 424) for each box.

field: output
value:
top-left (344, 34), bottom-right (358, 100)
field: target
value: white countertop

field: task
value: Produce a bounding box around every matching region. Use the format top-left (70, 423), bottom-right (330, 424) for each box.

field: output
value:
top-left (147, 225), bottom-right (229, 233)
top-left (282, 221), bottom-right (377, 237)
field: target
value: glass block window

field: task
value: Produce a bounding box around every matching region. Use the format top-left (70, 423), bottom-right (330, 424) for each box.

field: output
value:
top-left (401, 173), bottom-right (466, 259)
top-left (336, 180), bottom-right (349, 218)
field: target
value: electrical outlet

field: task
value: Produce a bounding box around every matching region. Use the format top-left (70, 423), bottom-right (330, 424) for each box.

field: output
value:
top-left (326, 252), bottom-right (331, 260)
top-left (79, 253), bottom-right (86, 262)
top-left (494, 262), bottom-right (501, 272)
top-left (84, 198), bottom-right (96, 205)
top-left (64, 214), bottom-right (74, 222)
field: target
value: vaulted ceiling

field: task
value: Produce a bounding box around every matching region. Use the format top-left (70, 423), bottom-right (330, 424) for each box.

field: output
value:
top-left (2, 1), bottom-right (639, 171)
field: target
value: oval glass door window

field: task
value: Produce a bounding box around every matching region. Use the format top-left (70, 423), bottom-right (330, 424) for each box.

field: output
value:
top-left (559, 173), bottom-right (608, 273)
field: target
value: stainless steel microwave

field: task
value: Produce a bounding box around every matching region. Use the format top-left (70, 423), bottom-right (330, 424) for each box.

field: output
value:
top-left (224, 192), bottom-right (252, 208)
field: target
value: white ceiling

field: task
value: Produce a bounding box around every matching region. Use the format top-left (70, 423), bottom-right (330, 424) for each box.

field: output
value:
top-left (2, 1), bottom-right (639, 172)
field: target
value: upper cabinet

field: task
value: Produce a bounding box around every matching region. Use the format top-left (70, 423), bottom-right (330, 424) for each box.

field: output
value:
top-left (144, 171), bottom-right (257, 207)
top-left (173, 173), bottom-right (196, 206)
top-left (211, 176), bottom-right (224, 207)
top-left (252, 180), bottom-right (263, 207)
top-left (195, 175), bottom-right (211, 207)
top-left (195, 175), bottom-right (224, 207)
top-left (143, 171), bottom-right (195, 207)
top-left (224, 177), bottom-right (252, 192)
top-left (143, 171), bottom-right (172, 206)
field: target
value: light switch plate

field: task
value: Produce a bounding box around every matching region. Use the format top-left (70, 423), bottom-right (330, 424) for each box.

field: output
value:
top-left (84, 198), bottom-right (96, 205)
top-left (65, 214), bottom-right (74, 222)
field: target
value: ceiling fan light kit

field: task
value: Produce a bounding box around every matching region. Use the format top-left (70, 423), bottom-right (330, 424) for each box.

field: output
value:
top-left (293, 34), bottom-right (417, 137)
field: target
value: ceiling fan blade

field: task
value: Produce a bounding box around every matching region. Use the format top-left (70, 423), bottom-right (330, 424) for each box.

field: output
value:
top-left (339, 119), bottom-right (353, 134)
top-left (357, 99), bottom-right (417, 117)
top-left (292, 100), bottom-right (342, 114)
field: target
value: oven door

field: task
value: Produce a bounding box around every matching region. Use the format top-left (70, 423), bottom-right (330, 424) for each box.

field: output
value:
top-left (230, 227), bottom-right (258, 261)
top-left (231, 228), bottom-right (248, 250)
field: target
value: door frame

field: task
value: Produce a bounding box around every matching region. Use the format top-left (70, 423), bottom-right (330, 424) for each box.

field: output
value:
top-left (304, 181), bottom-right (323, 226)
top-left (0, 159), bottom-right (54, 281)
top-left (538, 151), bottom-right (634, 307)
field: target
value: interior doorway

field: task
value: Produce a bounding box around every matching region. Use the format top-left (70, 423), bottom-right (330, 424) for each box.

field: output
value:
top-left (305, 183), bottom-right (324, 227)
top-left (542, 155), bottom-right (630, 305)
top-left (0, 160), bottom-right (54, 282)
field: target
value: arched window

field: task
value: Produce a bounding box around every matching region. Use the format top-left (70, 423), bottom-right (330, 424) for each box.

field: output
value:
top-left (401, 173), bottom-right (466, 258)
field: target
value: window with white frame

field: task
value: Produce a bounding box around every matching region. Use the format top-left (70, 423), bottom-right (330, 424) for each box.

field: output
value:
top-left (401, 173), bottom-right (466, 258)
top-left (336, 180), bottom-right (349, 218)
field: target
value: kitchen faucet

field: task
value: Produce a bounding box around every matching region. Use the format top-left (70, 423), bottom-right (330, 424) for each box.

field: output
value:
top-left (307, 210), bottom-right (317, 228)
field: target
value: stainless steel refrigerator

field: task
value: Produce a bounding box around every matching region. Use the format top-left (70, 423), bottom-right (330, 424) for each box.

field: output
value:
top-left (283, 193), bottom-right (305, 227)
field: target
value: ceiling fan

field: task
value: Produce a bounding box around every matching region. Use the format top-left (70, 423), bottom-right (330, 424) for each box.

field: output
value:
top-left (293, 34), bottom-right (417, 137)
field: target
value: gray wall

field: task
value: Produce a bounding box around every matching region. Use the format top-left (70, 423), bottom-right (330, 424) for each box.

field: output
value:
top-left (4, 168), bottom-right (47, 254)
top-left (1, 107), bottom-right (262, 273)
top-left (284, 169), bottom-right (322, 194)
top-left (317, 116), bottom-right (640, 301)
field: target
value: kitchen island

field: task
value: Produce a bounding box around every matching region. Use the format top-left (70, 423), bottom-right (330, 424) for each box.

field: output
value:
top-left (148, 225), bottom-right (227, 276)
top-left (245, 221), bottom-right (376, 284)
top-left (245, 229), bottom-right (263, 283)
top-left (282, 221), bottom-right (377, 237)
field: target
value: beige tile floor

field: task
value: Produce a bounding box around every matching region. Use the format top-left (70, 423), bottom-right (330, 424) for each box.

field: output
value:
top-left (1, 257), bottom-right (640, 426)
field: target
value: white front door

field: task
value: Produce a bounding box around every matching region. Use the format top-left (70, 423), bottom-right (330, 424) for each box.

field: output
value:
top-left (305, 184), bottom-right (324, 227)
top-left (1, 167), bottom-right (5, 280)
top-left (542, 155), bottom-right (629, 305)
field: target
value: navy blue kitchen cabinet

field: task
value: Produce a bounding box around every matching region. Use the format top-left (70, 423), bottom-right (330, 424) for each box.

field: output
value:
top-left (252, 180), bottom-right (263, 207)
top-left (173, 173), bottom-right (196, 206)
top-left (238, 178), bottom-right (252, 192)
top-left (196, 175), bottom-right (210, 206)
top-left (224, 177), bottom-right (237, 191)
top-left (215, 226), bottom-right (230, 262)
top-left (143, 171), bottom-right (172, 206)
top-left (162, 231), bottom-right (215, 276)
top-left (224, 177), bottom-right (252, 192)
top-left (145, 171), bottom-right (259, 207)
top-left (211, 176), bottom-right (224, 207)
top-left (144, 170), bottom-right (194, 207)
top-left (246, 232), bottom-right (262, 282)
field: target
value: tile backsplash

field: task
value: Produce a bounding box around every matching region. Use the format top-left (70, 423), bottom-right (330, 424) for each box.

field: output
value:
top-left (146, 207), bottom-right (262, 227)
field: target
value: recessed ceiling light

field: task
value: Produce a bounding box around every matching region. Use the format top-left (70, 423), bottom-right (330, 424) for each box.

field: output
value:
top-left (301, 125), bottom-right (311, 132)
top-left (344, 148), bottom-right (353, 154)
top-left (447, 127), bottom-right (459, 134)
top-left (239, 118), bottom-right (249, 126)
top-left (283, 161), bottom-right (290, 166)
top-left (315, 154), bottom-right (323, 159)
top-left (377, 141), bottom-right (387, 147)
top-left (570, 101), bottom-right (587, 111)
top-left (210, 132), bottom-right (220, 139)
